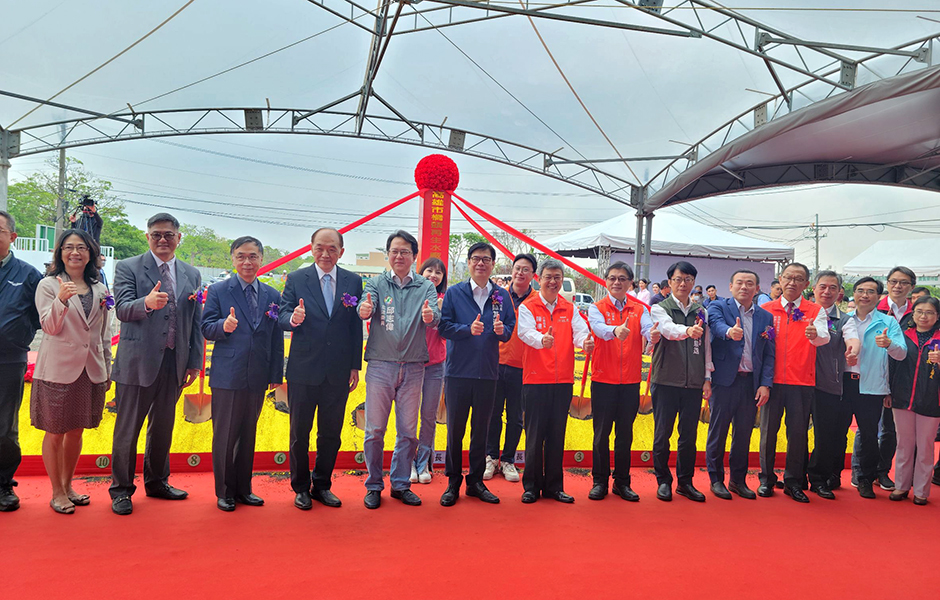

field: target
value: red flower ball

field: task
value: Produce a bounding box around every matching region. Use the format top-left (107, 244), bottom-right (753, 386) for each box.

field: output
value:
top-left (414, 154), bottom-right (459, 192)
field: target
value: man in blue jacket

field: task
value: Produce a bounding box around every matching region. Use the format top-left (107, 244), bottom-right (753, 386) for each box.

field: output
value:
top-left (202, 236), bottom-right (284, 512)
top-left (438, 242), bottom-right (515, 506)
top-left (705, 269), bottom-right (774, 500)
top-left (0, 211), bottom-right (41, 512)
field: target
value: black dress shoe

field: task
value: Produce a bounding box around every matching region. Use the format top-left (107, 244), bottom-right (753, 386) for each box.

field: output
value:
top-left (0, 485), bottom-right (20, 512)
top-left (217, 498), bottom-right (236, 512)
top-left (546, 490), bottom-right (575, 504)
top-left (466, 482), bottom-right (500, 504)
top-left (440, 484), bottom-right (459, 507)
top-left (775, 480), bottom-right (785, 489)
top-left (757, 483), bottom-right (775, 497)
top-left (827, 476), bottom-right (843, 490)
top-left (710, 482), bottom-right (732, 500)
top-left (588, 484), bottom-right (608, 500)
top-left (612, 483), bottom-right (639, 502)
top-left (656, 483), bottom-right (672, 502)
top-left (364, 490), bottom-right (381, 509)
top-left (311, 489), bottom-right (341, 508)
top-left (235, 493), bottom-right (264, 506)
top-left (145, 483), bottom-right (188, 500)
top-left (676, 484), bottom-right (706, 502)
top-left (729, 481), bottom-right (756, 500)
top-left (294, 491), bottom-right (312, 510)
top-left (811, 485), bottom-right (835, 500)
top-left (784, 485), bottom-right (810, 503)
top-left (521, 491), bottom-right (538, 503)
top-left (111, 496), bottom-right (133, 515)
top-left (390, 488), bottom-right (422, 506)
top-left (857, 480), bottom-right (876, 499)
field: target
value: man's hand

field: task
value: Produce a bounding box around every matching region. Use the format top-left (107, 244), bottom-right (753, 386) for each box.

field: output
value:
top-left (687, 320), bottom-right (704, 340)
top-left (883, 394), bottom-right (892, 409)
top-left (223, 307), bottom-right (239, 333)
top-left (494, 313), bottom-right (504, 336)
top-left (702, 380), bottom-right (712, 401)
top-left (542, 326), bottom-right (554, 349)
top-left (145, 280), bottom-right (169, 311)
top-left (755, 385), bottom-right (770, 407)
top-left (614, 323), bottom-right (630, 341)
top-left (727, 317), bottom-right (744, 341)
top-left (359, 292), bottom-right (374, 319)
top-left (56, 276), bottom-right (78, 304)
top-left (649, 321), bottom-right (661, 344)
top-left (875, 328), bottom-right (890, 348)
top-left (928, 349), bottom-right (940, 364)
top-left (422, 299), bottom-right (434, 324)
top-left (182, 369), bottom-right (199, 388)
top-left (845, 346), bottom-right (859, 367)
top-left (470, 314), bottom-right (484, 336)
top-left (805, 323), bottom-right (818, 340)
top-left (349, 370), bottom-right (360, 392)
top-left (291, 298), bottom-right (306, 327)
top-left (583, 335), bottom-right (594, 355)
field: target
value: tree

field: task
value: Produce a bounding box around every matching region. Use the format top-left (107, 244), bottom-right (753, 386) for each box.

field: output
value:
top-left (175, 225), bottom-right (233, 269)
top-left (99, 217), bottom-right (148, 259)
top-left (448, 232), bottom-right (487, 281)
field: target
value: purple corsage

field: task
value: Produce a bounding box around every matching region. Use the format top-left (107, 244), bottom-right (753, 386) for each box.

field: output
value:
top-left (188, 288), bottom-right (206, 304)
top-left (761, 325), bottom-right (776, 341)
top-left (341, 293), bottom-right (358, 308)
top-left (827, 317), bottom-right (836, 333)
top-left (790, 307), bottom-right (804, 322)
top-left (100, 294), bottom-right (115, 310)
top-left (696, 308), bottom-right (707, 325)
top-left (491, 289), bottom-right (503, 313)
top-left (265, 302), bottom-right (278, 320)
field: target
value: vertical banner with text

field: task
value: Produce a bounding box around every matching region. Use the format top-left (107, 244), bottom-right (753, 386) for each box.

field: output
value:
top-left (417, 189), bottom-right (452, 268)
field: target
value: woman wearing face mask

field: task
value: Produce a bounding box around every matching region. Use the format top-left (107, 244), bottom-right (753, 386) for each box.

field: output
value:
top-left (411, 257), bottom-right (448, 484)
top-left (888, 295), bottom-right (940, 505)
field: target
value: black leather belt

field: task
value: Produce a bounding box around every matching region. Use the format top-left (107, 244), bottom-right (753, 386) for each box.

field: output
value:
top-left (737, 371), bottom-right (753, 377)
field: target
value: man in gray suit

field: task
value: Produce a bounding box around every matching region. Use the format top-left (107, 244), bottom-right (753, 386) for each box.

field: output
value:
top-left (109, 213), bottom-right (204, 515)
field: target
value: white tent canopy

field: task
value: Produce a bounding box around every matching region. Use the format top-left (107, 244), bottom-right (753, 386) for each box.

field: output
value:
top-left (843, 240), bottom-right (940, 278)
top-left (544, 211), bottom-right (794, 262)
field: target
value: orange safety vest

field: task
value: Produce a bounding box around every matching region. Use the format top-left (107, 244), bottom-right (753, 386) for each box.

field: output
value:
top-left (499, 290), bottom-right (530, 369)
top-left (590, 295), bottom-right (645, 385)
top-left (521, 293), bottom-right (576, 385)
top-left (761, 298), bottom-right (822, 386)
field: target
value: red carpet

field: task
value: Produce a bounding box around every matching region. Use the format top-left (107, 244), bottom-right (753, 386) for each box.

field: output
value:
top-left (6, 468), bottom-right (940, 600)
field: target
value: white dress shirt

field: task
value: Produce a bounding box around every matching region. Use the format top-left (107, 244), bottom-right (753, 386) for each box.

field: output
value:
top-left (392, 269), bottom-right (414, 288)
top-left (150, 251), bottom-right (177, 291)
top-left (777, 295), bottom-right (830, 346)
top-left (471, 279), bottom-right (492, 312)
top-left (887, 298), bottom-right (909, 322)
top-left (517, 293), bottom-right (590, 349)
top-left (650, 295), bottom-right (713, 380)
top-left (587, 293), bottom-right (653, 342)
top-left (733, 299), bottom-right (755, 373)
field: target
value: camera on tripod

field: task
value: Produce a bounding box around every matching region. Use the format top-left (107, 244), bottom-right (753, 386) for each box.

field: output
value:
top-left (79, 194), bottom-right (96, 215)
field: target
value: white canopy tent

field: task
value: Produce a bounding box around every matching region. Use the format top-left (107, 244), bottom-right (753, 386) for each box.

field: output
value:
top-left (843, 240), bottom-right (940, 284)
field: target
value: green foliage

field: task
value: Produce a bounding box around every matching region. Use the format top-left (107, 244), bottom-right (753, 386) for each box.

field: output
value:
top-left (175, 224), bottom-right (233, 269)
top-left (99, 217), bottom-right (148, 259)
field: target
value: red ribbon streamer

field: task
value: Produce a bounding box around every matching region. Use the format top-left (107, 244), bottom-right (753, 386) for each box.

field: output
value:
top-left (451, 200), bottom-right (515, 260)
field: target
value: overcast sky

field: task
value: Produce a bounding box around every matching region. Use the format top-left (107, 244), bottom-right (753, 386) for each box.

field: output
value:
top-left (2, 0), bottom-right (939, 271)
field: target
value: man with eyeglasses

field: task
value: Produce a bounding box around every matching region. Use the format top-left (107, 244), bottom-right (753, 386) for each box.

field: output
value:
top-left (846, 277), bottom-right (907, 499)
top-left (757, 263), bottom-right (829, 503)
top-left (649, 261), bottom-right (711, 502)
top-left (110, 213), bottom-right (204, 515)
top-left (278, 228), bottom-right (362, 511)
top-left (486, 253), bottom-right (538, 483)
top-left (358, 230), bottom-right (440, 509)
top-left (586, 261), bottom-right (659, 502)
top-left (437, 243), bottom-right (515, 506)
top-left (0, 211), bottom-right (42, 512)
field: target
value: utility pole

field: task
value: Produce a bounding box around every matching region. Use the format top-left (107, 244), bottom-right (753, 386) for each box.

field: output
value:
top-left (814, 213), bottom-right (820, 274)
top-left (55, 148), bottom-right (66, 241)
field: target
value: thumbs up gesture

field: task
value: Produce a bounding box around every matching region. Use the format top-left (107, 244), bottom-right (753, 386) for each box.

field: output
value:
top-left (145, 280), bottom-right (169, 310)
top-left (56, 276), bottom-right (78, 304)
top-left (687, 320), bottom-right (704, 340)
top-left (493, 312), bottom-right (504, 336)
top-left (470, 313), bottom-right (484, 335)
top-left (875, 327), bottom-right (890, 348)
top-left (928, 348), bottom-right (940, 364)
top-left (422, 299), bottom-right (434, 324)
top-left (845, 346), bottom-right (859, 367)
top-left (359, 292), bottom-right (374, 319)
top-left (727, 317), bottom-right (744, 341)
top-left (542, 326), bottom-right (555, 349)
top-left (649, 321), bottom-right (661, 344)
top-left (804, 323), bottom-right (818, 340)
top-left (290, 298), bottom-right (306, 326)
top-left (223, 306), bottom-right (239, 333)
top-left (614, 323), bottom-right (630, 341)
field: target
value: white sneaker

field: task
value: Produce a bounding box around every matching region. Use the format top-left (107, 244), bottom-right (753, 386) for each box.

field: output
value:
top-left (483, 456), bottom-right (497, 480)
top-left (410, 464), bottom-right (419, 483)
top-left (418, 469), bottom-right (432, 484)
top-left (501, 461), bottom-right (520, 482)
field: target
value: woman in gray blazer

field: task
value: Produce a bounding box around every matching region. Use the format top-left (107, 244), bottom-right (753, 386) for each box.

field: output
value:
top-left (31, 230), bottom-right (112, 514)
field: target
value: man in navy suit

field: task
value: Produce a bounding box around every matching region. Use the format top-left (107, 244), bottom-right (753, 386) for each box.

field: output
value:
top-left (705, 269), bottom-right (775, 500)
top-left (202, 236), bottom-right (284, 512)
top-left (437, 242), bottom-right (515, 506)
top-left (279, 228), bottom-right (363, 510)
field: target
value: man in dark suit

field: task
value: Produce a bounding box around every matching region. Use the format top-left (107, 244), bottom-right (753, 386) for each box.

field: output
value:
top-left (202, 236), bottom-right (284, 512)
top-left (705, 270), bottom-right (774, 500)
top-left (279, 228), bottom-right (363, 510)
top-left (109, 213), bottom-right (204, 515)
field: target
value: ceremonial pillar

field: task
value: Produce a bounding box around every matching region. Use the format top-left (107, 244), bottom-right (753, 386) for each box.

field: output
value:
top-left (413, 154), bottom-right (459, 268)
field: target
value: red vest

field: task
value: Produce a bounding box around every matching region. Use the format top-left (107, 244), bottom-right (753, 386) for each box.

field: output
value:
top-left (761, 298), bottom-right (822, 386)
top-left (499, 292), bottom-right (528, 369)
top-left (590, 295), bottom-right (645, 385)
top-left (521, 294), bottom-right (576, 385)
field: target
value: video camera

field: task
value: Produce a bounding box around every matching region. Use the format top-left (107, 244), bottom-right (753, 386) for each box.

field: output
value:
top-left (79, 194), bottom-right (96, 215)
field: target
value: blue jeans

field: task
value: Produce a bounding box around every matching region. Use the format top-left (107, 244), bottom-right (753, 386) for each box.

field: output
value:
top-left (414, 361), bottom-right (444, 474)
top-left (364, 361), bottom-right (425, 492)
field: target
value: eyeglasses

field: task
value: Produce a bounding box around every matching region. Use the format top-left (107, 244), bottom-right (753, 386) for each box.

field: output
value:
top-left (512, 267), bottom-right (533, 275)
top-left (914, 310), bottom-right (938, 317)
top-left (854, 288), bottom-right (879, 296)
top-left (234, 253), bottom-right (261, 262)
top-left (388, 249), bottom-right (413, 258)
top-left (0, 228), bottom-right (11, 235)
top-left (149, 232), bottom-right (179, 241)
top-left (606, 276), bottom-right (630, 283)
top-left (62, 244), bottom-right (89, 253)
top-left (541, 275), bottom-right (564, 283)
top-left (887, 279), bottom-right (912, 287)
top-left (469, 256), bottom-right (493, 265)
top-left (780, 275), bottom-right (807, 283)
top-left (670, 276), bottom-right (694, 285)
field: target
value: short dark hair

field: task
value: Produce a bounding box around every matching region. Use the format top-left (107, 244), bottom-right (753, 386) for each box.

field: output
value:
top-left (705, 284), bottom-right (716, 291)
top-left (48, 229), bottom-right (101, 286)
top-left (782, 262), bottom-right (810, 280)
top-left (729, 269), bottom-right (760, 285)
top-left (0, 210), bottom-right (14, 233)
top-left (513, 253), bottom-right (537, 272)
top-left (418, 257), bottom-right (448, 294)
top-left (887, 266), bottom-right (916, 286)
top-left (659, 279), bottom-right (669, 289)
top-left (771, 279), bottom-right (780, 287)
top-left (666, 261), bottom-right (697, 279)
top-left (311, 227), bottom-right (344, 248)
top-left (605, 261), bottom-right (634, 279)
top-left (147, 212), bottom-right (180, 230)
top-left (853, 276), bottom-right (884, 295)
top-left (912, 286), bottom-right (931, 297)
top-left (814, 270), bottom-right (841, 286)
top-left (230, 236), bottom-right (264, 255)
top-left (386, 230), bottom-right (418, 255)
top-left (467, 242), bottom-right (496, 261)
top-left (913, 295), bottom-right (940, 316)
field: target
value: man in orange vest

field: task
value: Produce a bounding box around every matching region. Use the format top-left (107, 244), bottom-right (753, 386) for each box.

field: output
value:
top-left (587, 261), bottom-right (660, 502)
top-left (758, 262), bottom-right (830, 502)
top-left (485, 253), bottom-right (538, 483)
top-left (517, 258), bottom-right (594, 503)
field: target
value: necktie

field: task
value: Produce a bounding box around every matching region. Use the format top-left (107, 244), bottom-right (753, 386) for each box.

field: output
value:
top-left (615, 298), bottom-right (625, 311)
top-left (786, 301), bottom-right (794, 319)
top-left (245, 283), bottom-right (259, 326)
top-left (322, 274), bottom-right (333, 316)
top-left (159, 262), bottom-right (177, 349)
